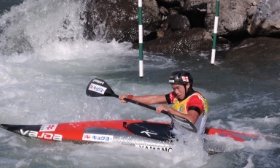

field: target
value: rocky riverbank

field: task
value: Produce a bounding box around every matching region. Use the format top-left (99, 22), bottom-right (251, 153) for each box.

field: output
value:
top-left (84, 0), bottom-right (280, 56)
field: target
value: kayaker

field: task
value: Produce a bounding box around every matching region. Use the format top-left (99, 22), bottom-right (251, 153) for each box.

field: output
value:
top-left (119, 70), bottom-right (208, 134)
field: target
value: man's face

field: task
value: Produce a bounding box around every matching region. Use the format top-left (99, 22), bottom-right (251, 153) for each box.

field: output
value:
top-left (171, 84), bottom-right (188, 100)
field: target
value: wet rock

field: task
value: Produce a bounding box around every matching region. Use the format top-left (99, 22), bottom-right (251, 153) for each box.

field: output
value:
top-left (83, 0), bottom-right (280, 56)
top-left (144, 28), bottom-right (212, 55)
top-left (167, 14), bottom-right (190, 31)
top-left (204, 0), bottom-right (260, 35)
top-left (247, 0), bottom-right (280, 36)
top-left (84, 0), bottom-right (160, 42)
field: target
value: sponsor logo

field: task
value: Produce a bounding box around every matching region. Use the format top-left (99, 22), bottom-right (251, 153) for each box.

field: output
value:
top-left (169, 80), bottom-right (175, 83)
top-left (88, 83), bottom-right (107, 94)
top-left (20, 129), bottom-right (63, 141)
top-left (178, 105), bottom-right (184, 112)
top-left (140, 130), bottom-right (158, 137)
top-left (40, 124), bottom-right (58, 132)
top-left (82, 133), bottom-right (113, 143)
top-left (135, 144), bottom-right (172, 152)
top-left (182, 76), bottom-right (189, 82)
top-left (92, 79), bottom-right (104, 85)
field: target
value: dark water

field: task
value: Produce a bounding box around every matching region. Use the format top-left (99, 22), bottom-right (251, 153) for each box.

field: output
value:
top-left (0, 0), bottom-right (279, 168)
top-left (0, 0), bottom-right (23, 14)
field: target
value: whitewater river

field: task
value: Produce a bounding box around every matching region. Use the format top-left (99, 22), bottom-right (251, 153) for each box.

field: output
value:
top-left (0, 0), bottom-right (279, 168)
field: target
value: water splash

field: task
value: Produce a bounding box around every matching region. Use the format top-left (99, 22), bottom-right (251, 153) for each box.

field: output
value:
top-left (0, 0), bottom-right (86, 55)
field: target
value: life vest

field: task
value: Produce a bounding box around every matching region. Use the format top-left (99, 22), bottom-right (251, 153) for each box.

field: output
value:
top-left (171, 92), bottom-right (208, 134)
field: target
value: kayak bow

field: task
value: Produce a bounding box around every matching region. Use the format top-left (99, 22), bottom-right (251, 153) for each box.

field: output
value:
top-left (1, 120), bottom-right (174, 152)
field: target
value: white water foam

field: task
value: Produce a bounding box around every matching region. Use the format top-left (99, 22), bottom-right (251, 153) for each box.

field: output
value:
top-left (0, 0), bottom-right (85, 55)
top-left (1, 0), bottom-right (279, 168)
top-left (0, 2), bottom-right (194, 168)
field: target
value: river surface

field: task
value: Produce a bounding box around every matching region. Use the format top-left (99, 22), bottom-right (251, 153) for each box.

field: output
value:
top-left (0, 0), bottom-right (279, 168)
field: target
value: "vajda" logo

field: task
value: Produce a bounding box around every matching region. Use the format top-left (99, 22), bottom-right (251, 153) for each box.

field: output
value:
top-left (20, 129), bottom-right (63, 141)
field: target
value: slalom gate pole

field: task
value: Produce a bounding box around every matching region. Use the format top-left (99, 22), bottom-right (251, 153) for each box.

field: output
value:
top-left (138, 0), bottom-right (144, 77)
top-left (210, 0), bottom-right (220, 65)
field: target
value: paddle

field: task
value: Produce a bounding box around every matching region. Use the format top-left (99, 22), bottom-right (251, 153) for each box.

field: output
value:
top-left (86, 78), bottom-right (197, 132)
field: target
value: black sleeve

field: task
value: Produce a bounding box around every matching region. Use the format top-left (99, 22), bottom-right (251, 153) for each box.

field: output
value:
top-left (188, 106), bottom-right (202, 115)
top-left (165, 94), bottom-right (172, 104)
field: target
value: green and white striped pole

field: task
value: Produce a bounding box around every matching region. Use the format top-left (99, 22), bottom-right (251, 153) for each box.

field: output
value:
top-left (138, 0), bottom-right (144, 77)
top-left (210, 0), bottom-right (220, 64)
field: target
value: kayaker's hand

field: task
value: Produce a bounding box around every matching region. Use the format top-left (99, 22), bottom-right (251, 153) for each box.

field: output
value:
top-left (119, 94), bottom-right (133, 103)
top-left (156, 105), bottom-right (170, 113)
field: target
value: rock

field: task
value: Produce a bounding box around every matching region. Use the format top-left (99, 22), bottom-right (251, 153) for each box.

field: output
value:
top-left (83, 0), bottom-right (280, 56)
top-left (84, 0), bottom-right (160, 42)
top-left (157, 30), bottom-right (165, 38)
top-left (205, 0), bottom-right (260, 35)
top-left (159, 6), bottom-right (169, 15)
top-left (167, 14), bottom-right (190, 31)
top-left (144, 28), bottom-right (212, 55)
top-left (248, 0), bottom-right (280, 36)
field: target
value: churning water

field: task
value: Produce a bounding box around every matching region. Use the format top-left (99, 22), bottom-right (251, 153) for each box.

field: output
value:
top-left (0, 0), bottom-right (279, 168)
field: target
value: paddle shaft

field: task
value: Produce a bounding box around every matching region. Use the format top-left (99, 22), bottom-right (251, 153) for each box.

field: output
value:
top-left (111, 93), bottom-right (170, 116)
top-left (112, 93), bottom-right (200, 132)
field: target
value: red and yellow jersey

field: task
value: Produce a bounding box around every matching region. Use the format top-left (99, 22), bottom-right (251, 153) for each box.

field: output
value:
top-left (166, 92), bottom-right (208, 115)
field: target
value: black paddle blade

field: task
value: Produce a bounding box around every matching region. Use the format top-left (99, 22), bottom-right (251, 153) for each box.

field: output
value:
top-left (86, 78), bottom-right (118, 98)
